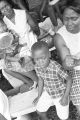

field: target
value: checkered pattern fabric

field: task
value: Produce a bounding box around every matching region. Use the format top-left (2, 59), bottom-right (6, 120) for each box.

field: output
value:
top-left (35, 60), bottom-right (68, 98)
top-left (69, 70), bottom-right (80, 105)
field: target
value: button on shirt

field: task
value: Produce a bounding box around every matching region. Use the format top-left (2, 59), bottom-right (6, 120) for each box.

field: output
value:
top-left (35, 60), bottom-right (68, 99)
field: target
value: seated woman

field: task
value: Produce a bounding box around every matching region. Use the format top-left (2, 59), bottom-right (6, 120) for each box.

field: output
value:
top-left (54, 0), bottom-right (80, 119)
top-left (0, 0), bottom-right (40, 88)
top-left (0, 19), bottom-right (38, 89)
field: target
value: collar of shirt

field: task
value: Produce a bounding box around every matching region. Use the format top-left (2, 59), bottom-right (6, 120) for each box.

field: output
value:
top-left (35, 60), bottom-right (56, 73)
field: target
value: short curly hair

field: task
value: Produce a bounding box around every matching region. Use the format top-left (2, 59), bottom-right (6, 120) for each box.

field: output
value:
top-left (31, 41), bottom-right (49, 53)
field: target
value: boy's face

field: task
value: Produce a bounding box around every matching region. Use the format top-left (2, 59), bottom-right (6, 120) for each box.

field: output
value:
top-left (33, 48), bottom-right (50, 68)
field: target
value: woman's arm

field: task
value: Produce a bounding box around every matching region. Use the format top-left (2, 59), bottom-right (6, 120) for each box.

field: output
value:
top-left (20, 70), bottom-right (38, 83)
top-left (54, 34), bottom-right (79, 70)
top-left (40, 0), bottom-right (47, 21)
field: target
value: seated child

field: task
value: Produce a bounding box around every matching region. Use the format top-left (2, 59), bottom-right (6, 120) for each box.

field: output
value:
top-left (31, 41), bottom-right (72, 120)
top-left (0, 20), bottom-right (38, 89)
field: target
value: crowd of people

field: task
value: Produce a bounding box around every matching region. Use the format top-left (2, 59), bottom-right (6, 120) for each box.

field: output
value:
top-left (0, 0), bottom-right (80, 120)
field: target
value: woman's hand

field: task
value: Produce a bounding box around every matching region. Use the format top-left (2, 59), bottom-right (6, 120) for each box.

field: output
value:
top-left (65, 55), bottom-right (74, 67)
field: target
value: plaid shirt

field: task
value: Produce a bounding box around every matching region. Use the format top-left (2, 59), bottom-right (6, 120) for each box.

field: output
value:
top-left (35, 60), bottom-right (68, 99)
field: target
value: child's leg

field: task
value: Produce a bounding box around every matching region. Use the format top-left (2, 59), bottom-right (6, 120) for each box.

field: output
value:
top-left (5, 87), bottom-right (20, 97)
top-left (4, 69), bottom-right (34, 87)
top-left (54, 3), bottom-right (63, 22)
top-left (20, 70), bottom-right (38, 83)
top-left (46, 5), bottom-right (58, 27)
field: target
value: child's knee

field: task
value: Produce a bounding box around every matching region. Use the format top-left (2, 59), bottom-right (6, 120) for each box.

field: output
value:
top-left (47, 6), bottom-right (58, 26)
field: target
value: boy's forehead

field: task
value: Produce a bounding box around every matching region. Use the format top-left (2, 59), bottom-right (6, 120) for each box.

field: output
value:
top-left (33, 47), bottom-right (49, 55)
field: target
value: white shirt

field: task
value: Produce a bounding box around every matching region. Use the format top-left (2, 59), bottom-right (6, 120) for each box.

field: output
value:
top-left (57, 26), bottom-right (80, 70)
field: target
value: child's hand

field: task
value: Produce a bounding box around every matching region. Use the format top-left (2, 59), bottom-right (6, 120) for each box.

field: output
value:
top-left (59, 96), bottom-right (69, 106)
top-left (33, 97), bottom-right (39, 105)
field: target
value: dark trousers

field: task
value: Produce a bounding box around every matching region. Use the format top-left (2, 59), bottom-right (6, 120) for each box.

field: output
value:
top-left (43, 3), bottom-right (63, 26)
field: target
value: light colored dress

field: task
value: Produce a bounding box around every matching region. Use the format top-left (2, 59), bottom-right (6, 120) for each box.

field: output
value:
top-left (57, 26), bottom-right (80, 105)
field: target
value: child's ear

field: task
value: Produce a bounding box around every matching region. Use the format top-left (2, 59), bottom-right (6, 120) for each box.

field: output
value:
top-left (49, 51), bottom-right (51, 58)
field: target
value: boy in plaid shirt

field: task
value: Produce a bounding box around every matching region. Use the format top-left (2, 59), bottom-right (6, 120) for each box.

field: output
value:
top-left (31, 41), bottom-right (72, 120)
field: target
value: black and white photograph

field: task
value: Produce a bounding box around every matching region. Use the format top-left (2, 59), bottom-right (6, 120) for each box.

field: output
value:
top-left (0, 0), bottom-right (80, 120)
